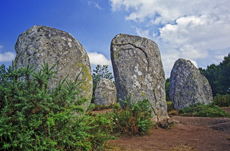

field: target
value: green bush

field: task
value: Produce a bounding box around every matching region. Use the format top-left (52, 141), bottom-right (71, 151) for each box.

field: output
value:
top-left (93, 104), bottom-right (116, 111)
top-left (213, 94), bottom-right (230, 107)
top-left (0, 61), bottom-right (113, 151)
top-left (87, 103), bottom-right (95, 111)
top-left (111, 96), bottom-right (154, 135)
top-left (181, 103), bottom-right (230, 118)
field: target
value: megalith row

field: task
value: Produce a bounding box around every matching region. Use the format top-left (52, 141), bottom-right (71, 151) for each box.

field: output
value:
top-left (14, 25), bottom-right (213, 121)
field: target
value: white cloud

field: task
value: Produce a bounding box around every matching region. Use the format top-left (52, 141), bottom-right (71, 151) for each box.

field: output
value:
top-left (110, 0), bottom-right (230, 23)
top-left (110, 0), bottom-right (230, 77)
top-left (0, 52), bottom-right (16, 62)
top-left (88, 1), bottom-right (103, 9)
top-left (95, 3), bottom-right (102, 9)
top-left (88, 52), bottom-right (111, 65)
top-left (190, 60), bottom-right (198, 68)
top-left (0, 45), bottom-right (15, 62)
top-left (135, 28), bottom-right (150, 39)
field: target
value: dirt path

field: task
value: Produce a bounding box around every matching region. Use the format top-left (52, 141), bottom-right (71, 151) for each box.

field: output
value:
top-left (91, 107), bottom-right (230, 151)
top-left (222, 107), bottom-right (230, 114)
top-left (108, 116), bottom-right (230, 151)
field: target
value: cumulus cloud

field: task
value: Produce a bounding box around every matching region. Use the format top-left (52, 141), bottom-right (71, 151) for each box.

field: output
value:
top-left (135, 28), bottom-right (150, 39)
top-left (88, 52), bottom-right (111, 65)
top-left (0, 52), bottom-right (15, 62)
top-left (110, 0), bottom-right (230, 77)
top-left (0, 45), bottom-right (15, 62)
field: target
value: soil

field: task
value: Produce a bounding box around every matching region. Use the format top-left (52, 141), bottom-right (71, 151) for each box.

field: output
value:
top-left (91, 107), bottom-right (230, 151)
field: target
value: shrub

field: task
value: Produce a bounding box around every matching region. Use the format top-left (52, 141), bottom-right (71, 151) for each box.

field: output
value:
top-left (111, 95), bottom-right (154, 135)
top-left (87, 103), bottom-right (95, 111)
top-left (181, 103), bottom-right (230, 118)
top-left (93, 104), bottom-right (116, 111)
top-left (0, 61), bottom-right (113, 151)
top-left (213, 94), bottom-right (230, 107)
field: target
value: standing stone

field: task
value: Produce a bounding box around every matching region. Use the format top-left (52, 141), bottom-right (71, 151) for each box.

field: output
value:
top-left (170, 58), bottom-right (213, 110)
top-left (111, 33), bottom-right (168, 121)
top-left (94, 78), bottom-right (117, 106)
top-left (14, 25), bottom-right (93, 110)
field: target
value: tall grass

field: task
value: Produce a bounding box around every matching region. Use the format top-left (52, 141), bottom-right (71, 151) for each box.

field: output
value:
top-left (111, 96), bottom-right (154, 135)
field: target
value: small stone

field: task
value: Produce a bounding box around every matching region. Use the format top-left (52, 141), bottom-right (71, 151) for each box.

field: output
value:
top-left (94, 78), bottom-right (117, 106)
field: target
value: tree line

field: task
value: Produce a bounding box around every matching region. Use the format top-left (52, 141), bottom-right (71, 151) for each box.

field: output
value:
top-left (199, 53), bottom-right (230, 96)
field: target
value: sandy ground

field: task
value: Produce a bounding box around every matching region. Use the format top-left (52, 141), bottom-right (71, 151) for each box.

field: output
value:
top-left (91, 107), bottom-right (230, 151)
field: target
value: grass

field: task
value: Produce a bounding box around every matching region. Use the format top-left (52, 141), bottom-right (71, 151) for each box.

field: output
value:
top-left (180, 103), bottom-right (230, 118)
top-left (166, 100), bottom-right (230, 118)
top-left (167, 101), bottom-right (174, 112)
top-left (92, 102), bottom-right (121, 111)
top-left (167, 101), bottom-right (181, 116)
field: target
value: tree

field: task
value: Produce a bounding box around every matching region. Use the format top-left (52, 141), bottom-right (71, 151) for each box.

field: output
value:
top-left (215, 53), bottom-right (230, 95)
top-left (91, 65), bottom-right (114, 103)
top-left (165, 78), bottom-right (171, 101)
top-left (199, 53), bottom-right (230, 96)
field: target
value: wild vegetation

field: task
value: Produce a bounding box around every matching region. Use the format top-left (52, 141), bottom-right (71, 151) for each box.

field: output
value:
top-left (0, 62), bottom-right (116, 150)
top-left (165, 78), bottom-right (171, 101)
top-left (111, 96), bottom-right (154, 135)
top-left (199, 53), bottom-right (230, 96)
top-left (0, 62), bottom-right (154, 150)
top-left (212, 93), bottom-right (230, 107)
top-left (180, 103), bottom-right (230, 118)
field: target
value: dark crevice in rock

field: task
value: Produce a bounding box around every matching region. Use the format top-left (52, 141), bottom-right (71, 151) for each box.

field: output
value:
top-left (114, 43), bottom-right (149, 68)
top-left (152, 89), bottom-right (159, 121)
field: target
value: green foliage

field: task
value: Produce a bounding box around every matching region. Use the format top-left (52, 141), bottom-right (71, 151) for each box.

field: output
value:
top-left (181, 103), bottom-right (230, 118)
top-left (87, 103), bottom-right (95, 111)
top-left (165, 78), bottom-right (171, 101)
top-left (199, 53), bottom-right (230, 96)
top-left (0, 61), bottom-right (113, 151)
top-left (166, 101), bottom-right (175, 112)
top-left (93, 104), bottom-right (116, 111)
top-left (213, 94), bottom-right (230, 107)
top-left (111, 96), bottom-right (154, 135)
top-left (115, 102), bottom-right (121, 108)
top-left (91, 65), bottom-right (114, 103)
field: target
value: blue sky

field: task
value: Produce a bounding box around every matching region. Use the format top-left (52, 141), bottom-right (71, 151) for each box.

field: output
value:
top-left (1, 0), bottom-right (230, 78)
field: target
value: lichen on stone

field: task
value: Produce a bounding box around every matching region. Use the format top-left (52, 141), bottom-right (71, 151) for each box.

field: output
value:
top-left (170, 58), bottom-right (213, 110)
top-left (14, 25), bottom-right (93, 111)
top-left (111, 33), bottom-right (168, 122)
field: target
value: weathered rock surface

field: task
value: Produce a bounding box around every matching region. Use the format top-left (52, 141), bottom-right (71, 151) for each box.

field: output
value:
top-left (94, 78), bottom-right (117, 106)
top-left (111, 33), bottom-right (168, 121)
top-left (14, 25), bottom-right (93, 110)
top-left (170, 58), bottom-right (213, 110)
